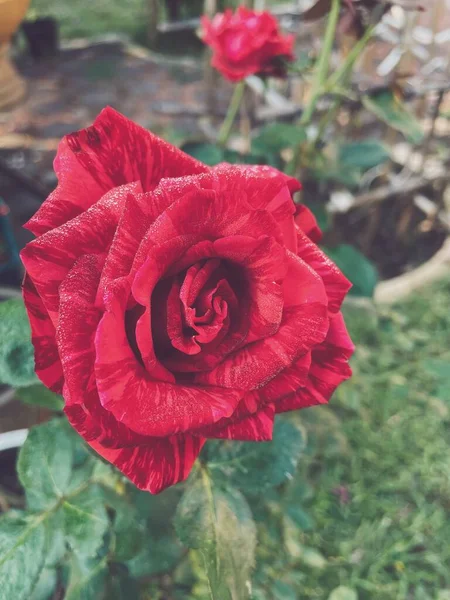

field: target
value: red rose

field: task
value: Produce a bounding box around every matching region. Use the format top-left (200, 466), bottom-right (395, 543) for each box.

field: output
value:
top-left (201, 7), bottom-right (294, 82)
top-left (21, 108), bottom-right (353, 494)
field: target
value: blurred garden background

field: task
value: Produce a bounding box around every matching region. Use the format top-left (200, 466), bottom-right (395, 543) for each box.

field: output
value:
top-left (1, 1), bottom-right (450, 599)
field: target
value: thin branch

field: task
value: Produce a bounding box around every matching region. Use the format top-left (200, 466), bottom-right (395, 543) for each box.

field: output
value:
top-left (352, 174), bottom-right (450, 209)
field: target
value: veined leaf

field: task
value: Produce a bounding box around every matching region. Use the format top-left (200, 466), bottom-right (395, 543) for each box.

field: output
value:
top-left (362, 90), bottom-right (424, 144)
top-left (18, 419), bottom-right (74, 511)
top-left (175, 471), bottom-right (256, 600)
top-left (16, 384), bottom-right (64, 411)
top-left (0, 512), bottom-right (47, 600)
top-left (0, 298), bottom-right (37, 387)
top-left (30, 568), bottom-right (57, 600)
top-left (63, 486), bottom-right (109, 557)
top-left (206, 419), bottom-right (306, 494)
top-left (65, 553), bottom-right (108, 600)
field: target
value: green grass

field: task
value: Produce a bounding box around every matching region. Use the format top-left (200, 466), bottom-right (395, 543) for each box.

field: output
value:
top-left (29, 0), bottom-right (149, 40)
top-left (290, 281), bottom-right (450, 599)
top-left (29, 0), bottom-right (290, 41)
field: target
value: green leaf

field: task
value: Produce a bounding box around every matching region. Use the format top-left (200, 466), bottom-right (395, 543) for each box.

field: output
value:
top-left (63, 486), bottom-right (109, 557)
top-left (206, 419), bottom-right (306, 494)
top-left (127, 535), bottom-right (182, 578)
top-left (105, 566), bottom-right (140, 599)
top-left (181, 142), bottom-right (225, 166)
top-left (0, 512), bottom-right (47, 600)
top-left (0, 298), bottom-right (37, 387)
top-left (175, 471), bottom-right (256, 600)
top-left (18, 419), bottom-right (74, 511)
top-left (65, 554), bottom-right (108, 600)
top-left (105, 492), bottom-right (144, 562)
top-left (130, 485), bottom-right (182, 531)
top-left (16, 384), bottom-right (64, 411)
top-left (324, 244), bottom-right (378, 297)
top-left (424, 358), bottom-right (450, 401)
top-left (272, 581), bottom-right (297, 600)
top-left (362, 90), bottom-right (424, 144)
top-left (30, 568), bottom-right (57, 600)
top-left (44, 511), bottom-right (66, 567)
top-left (252, 123), bottom-right (307, 155)
top-left (286, 506), bottom-right (314, 531)
top-left (338, 140), bottom-right (390, 171)
top-left (328, 586), bottom-right (358, 600)
top-left (301, 547), bottom-right (327, 568)
top-left (223, 149), bottom-right (278, 168)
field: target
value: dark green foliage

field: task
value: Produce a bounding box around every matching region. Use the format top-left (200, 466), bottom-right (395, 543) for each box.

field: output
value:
top-left (324, 244), bottom-right (378, 297)
top-left (0, 298), bottom-right (37, 387)
top-left (16, 384), bottom-right (64, 411)
top-left (181, 140), bottom-right (278, 168)
top-left (181, 142), bottom-right (224, 166)
top-left (127, 536), bottom-right (183, 579)
top-left (64, 554), bottom-right (108, 600)
top-left (337, 139), bottom-right (390, 171)
top-left (362, 90), bottom-right (424, 144)
top-left (252, 123), bottom-right (307, 155)
top-left (205, 419), bottom-right (306, 494)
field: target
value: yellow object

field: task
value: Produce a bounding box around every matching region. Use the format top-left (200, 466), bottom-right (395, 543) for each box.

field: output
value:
top-left (0, 0), bottom-right (31, 110)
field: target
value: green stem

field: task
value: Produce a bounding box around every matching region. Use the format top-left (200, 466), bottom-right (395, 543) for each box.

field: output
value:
top-left (326, 24), bottom-right (375, 91)
top-left (286, 0), bottom-right (341, 175)
top-left (299, 0), bottom-right (341, 126)
top-left (311, 25), bottom-right (375, 148)
top-left (217, 80), bottom-right (246, 147)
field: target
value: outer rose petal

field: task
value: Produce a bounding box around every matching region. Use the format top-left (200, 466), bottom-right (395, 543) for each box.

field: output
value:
top-left (26, 107), bottom-right (207, 236)
top-left (86, 434), bottom-right (205, 494)
top-left (21, 182), bottom-right (141, 323)
top-left (197, 403), bottom-right (275, 441)
top-left (22, 275), bottom-right (63, 393)
top-left (295, 205), bottom-right (322, 243)
top-left (276, 312), bottom-right (354, 413)
top-left (296, 228), bottom-right (352, 313)
top-left (66, 393), bottom-right (205, 494)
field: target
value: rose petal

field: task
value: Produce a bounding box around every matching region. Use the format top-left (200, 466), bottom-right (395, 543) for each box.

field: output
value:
top-left (21, 182), bottom-right (141, 323)
top-left (276, 312), bottom-right (354, 412)
top-left (198, 403), bottom-right (275, 441)
top-left (86, 433), bottom-right (205, 494)
top-left (95, 280), bottom-right (243, 437)
top-left (22, 275), bottom-right (64, 393)
top-left (296, 229), bottom-right (351, 313)
top-left (26, 107), bottom-right (207, 235)
top-left (295, 205), bottom-right (322, 243)
top-left (57, 255), bottom-right (152, 448)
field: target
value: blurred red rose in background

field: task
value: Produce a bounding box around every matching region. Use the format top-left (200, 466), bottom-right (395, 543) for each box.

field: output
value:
top-left (21, 108), bottom-right (353, 494)
top-left (201, 7), bottom-right (294, 82)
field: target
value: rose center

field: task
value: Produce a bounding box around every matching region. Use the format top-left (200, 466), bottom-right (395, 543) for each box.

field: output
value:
top-left (150, 258), bottom-right (243, 372)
